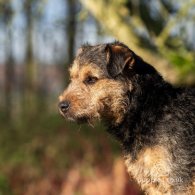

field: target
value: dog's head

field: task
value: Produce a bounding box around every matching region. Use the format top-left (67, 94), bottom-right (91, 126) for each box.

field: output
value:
top-left (58, 42), bottom-right (157, 125)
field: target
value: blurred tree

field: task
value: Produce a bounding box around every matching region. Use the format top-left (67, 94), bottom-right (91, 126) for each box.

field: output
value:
top-left (60, 0), bottom-right (78, 85)
top-left (23, 0), bottom-right (40, 116)
top-left (0, 1), bottom-right (14, 120)
top-left (80, 0), bottom-right (195, 84)
top-left (67, 0), bottom-right (77, 65)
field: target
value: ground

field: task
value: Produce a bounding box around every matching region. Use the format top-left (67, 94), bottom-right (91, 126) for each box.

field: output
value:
top-left (0, 114), bottom-right (140, 195)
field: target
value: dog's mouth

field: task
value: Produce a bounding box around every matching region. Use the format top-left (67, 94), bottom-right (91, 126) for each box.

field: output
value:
top-left (75, 116), bottom-right (89, 124)
top-left (59, 110), bottom-right (94, 125)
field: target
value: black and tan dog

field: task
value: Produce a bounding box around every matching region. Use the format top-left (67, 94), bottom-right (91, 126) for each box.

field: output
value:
top-left (58, 42), bottom-right (195, 195)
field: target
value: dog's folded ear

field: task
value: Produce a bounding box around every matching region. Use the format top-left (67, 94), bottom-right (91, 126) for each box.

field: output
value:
top-left (105, 43), bottom-right (135, 78)
top-left (105, 42), bottom-right (157, 78)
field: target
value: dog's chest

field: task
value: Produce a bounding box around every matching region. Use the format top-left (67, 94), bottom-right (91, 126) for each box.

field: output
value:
top-left (124, 146), bottom-right (172, 194)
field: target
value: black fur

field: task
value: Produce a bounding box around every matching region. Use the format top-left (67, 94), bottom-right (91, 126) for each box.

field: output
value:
top-left (74, 41), bottom-right (195, 193)
top-left (107, 43), bottom-right (195, 192)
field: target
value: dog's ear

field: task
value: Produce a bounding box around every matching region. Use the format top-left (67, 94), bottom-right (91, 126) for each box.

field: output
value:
top-left (105, 43), bottom-right (157, 77)
top-left (105, 44), bottom-right (135, 78)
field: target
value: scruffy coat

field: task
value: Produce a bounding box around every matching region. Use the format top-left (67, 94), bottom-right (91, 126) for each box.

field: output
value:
top-left (59, 42), bottom-right (195, 195)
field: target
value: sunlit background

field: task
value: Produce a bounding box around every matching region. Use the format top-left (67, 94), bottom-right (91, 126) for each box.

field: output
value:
top-left (0, 0), bottom-right (195, 194)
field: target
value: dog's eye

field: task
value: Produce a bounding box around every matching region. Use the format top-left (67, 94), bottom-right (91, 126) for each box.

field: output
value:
top-left (84, 76), bottom-right (98, 85)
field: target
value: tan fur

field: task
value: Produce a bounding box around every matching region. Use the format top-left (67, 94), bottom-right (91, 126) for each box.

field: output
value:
top-left (69, 61), bottom-right (79, 79)
top-left (124, 146), bottom-right (195, 195)
top-left (69, 61), bottom-right (103, 80)
top-left (59, 63), bottom-right (130, 124)
top-left (124, 146), bottom-right (173, 194)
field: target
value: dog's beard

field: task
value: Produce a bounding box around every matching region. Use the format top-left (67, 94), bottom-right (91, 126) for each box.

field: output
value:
top-left (75, 114), bottom-right (99, 127)
top-left (60, 110), bottom-right (99, 127)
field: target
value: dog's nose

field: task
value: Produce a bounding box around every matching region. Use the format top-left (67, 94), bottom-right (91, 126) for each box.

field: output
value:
top-left (59, 101), bottom-right (70, 113)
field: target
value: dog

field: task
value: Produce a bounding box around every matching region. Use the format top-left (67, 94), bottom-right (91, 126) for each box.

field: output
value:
top-left (58, 41), bottom-right (195, 194)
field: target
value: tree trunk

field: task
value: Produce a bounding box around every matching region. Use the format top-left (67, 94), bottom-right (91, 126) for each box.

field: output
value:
top-left (5, 27), bottom-right (14, 120)
top-left (23, 0), bottom-right (37, 117)
top-left (67, 0), bottom-right (77, 64)
top-left (4, 3), bottom-right (14, 121)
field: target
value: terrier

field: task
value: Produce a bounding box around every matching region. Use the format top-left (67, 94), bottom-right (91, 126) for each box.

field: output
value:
top-left (59, 42), bottom-right (195, 195)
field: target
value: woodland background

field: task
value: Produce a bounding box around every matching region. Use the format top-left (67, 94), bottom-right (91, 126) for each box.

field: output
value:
top-left (0, 0), bottom-right (195, 194)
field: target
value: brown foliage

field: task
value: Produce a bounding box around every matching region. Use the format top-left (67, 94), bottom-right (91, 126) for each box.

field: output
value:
top-left (8, 158), bottom-right (140, 195)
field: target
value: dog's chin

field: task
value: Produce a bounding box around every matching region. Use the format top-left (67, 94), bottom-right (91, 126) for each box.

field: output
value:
top-left (75, 116), bottom-right (90, 124)
top-left (71, 115), bottom-right (98, 127)
top-left (60, 112), bottom-right (93, 124)
top-left (59, 109), bottom-right (99, 126)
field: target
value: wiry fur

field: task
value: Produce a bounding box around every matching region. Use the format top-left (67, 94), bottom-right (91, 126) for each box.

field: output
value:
top-left (59, 41), bottom-right (195, 195)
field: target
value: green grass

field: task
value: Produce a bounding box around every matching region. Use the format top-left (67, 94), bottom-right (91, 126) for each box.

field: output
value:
top-left (0, 174), bottom-right (12, 195)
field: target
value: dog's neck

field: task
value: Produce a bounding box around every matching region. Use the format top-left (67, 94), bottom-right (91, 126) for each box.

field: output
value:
top-left (107, 73), bottom-right (176, 159)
